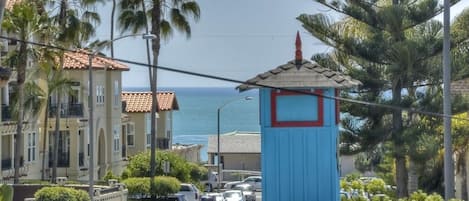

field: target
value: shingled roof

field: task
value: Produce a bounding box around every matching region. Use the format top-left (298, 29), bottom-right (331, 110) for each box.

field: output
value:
top-left (237, 59), bottom-right (361, 91)
top-left (63, 50), bottom-right (128, 71)
top-left (207, 131), bottom-right (260, 154)
top-left (237, 32), bottom-right (360, 91)
top-left (121, 91), bottom-right (179, 113)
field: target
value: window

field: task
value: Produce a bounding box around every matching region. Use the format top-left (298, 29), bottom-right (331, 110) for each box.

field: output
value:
top-left (96, 85), bottom-right (105, 104)
top-left (114, 80), bottom-right (119, 106)
top-left (146, 114), bottom-right (151, 147)
top-left (49, 131), bottom-right (70, 167)
top-left (127, 124), bottom-right (135, 146)
top-left (27, 133), bottom-right (36, 162)
top-left (114, 125), bottom-right (120, 152)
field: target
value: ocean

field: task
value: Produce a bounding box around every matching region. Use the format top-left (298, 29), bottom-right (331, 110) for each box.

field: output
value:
top-left (124, 87), bottom-right (260, 162)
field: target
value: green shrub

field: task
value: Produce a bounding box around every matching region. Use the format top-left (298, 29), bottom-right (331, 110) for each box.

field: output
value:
top-left (34, 187), bottom-right (89, 201)
top-left (188, 162), bottom-right (208, 182)
top-left (123, 177), bottom-right (150, 196)
top-left (366, 178), bottom-right (386, 194)
top-left (0, 184), bottom-right (13, 201)
top-left (103, 169), bottom-right (119, 182)
top-left (153, 176), bottom-right (180, 197)
top-left (123, 176), bottom-right (180, 197)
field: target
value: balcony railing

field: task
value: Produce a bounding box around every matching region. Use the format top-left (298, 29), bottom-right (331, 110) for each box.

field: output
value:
top-left (2, 105), bottom-right (11, 121)
top-left (1, 158), bottom-right (11, 170)
top-left (1, 157), bottom-right (23, 170)
top-left (49, 152), bottom-right (70, 167)
top-left (157, 138), bottom-right (170, 150)
top-left (49, 103), bottom-right (84, 118)
top-left (78, 152), bottom-right (84, 167)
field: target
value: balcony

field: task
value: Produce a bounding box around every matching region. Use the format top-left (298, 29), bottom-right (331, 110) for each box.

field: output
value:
top-left (2, 105), bottom-right (11, 121)
top-left (49, 103), bottom-right (84, 118)
top-left (157, 138), bottom-right (170, 150)
top-left (1, 158), bottom-right (11, 170)
top-left (78, 152), bottom-right (84, 167)
top-left (1, 157), bottom-right (23, 170)
top-left (49, 153), bottom-right (70, 167)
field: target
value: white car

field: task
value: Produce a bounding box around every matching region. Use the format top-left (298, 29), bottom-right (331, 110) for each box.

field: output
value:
top-left (223, 190), bottom-right (245, 201)
top-left (224, 176), bottom-right (262, 191)
top-left (178, 183), bottom-right (201, 201)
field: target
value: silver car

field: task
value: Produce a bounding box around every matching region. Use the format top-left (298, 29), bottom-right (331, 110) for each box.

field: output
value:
top-left (231, 183), bottom-right (256, 201)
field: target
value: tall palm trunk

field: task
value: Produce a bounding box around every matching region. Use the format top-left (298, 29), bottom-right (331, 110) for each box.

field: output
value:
top-left (149, 0), bottom-right (161, 200)
top-left (41, 102), bottom-right (50, 180)
top-left (14, 41), bottom-right (27, 184)
top-left (110, 0), bottom-right (116, 57)
top-left (51, 91), bottom-right (62, 183)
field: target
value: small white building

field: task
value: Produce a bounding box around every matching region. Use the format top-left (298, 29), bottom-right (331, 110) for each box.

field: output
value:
top-left (207, 131), bottom-right (261, 171)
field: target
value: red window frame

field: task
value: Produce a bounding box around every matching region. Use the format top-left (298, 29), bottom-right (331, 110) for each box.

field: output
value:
top-left (270, 89), bottom-right (324, 127)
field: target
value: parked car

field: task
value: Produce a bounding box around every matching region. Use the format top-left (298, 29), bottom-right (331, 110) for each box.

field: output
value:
top-left (178, 183), bottom-right (201, 201)
top-left (224, 176), bottom-right (262, 190)
top-left (231, 183), bottom-right (256, 201)
top-left (223, 190), bottom-right (245, 201)
top-left (156, 194), bottom-right (188, 201)
top-left (201, 193), bottom-right (223, 201)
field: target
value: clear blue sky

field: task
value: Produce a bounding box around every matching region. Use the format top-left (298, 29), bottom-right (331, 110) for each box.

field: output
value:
top-left (94, 0), bottom-right (469, 88)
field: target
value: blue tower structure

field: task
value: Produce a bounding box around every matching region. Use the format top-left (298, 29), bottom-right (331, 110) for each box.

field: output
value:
top-left (237, 32), bottom-right (360, 201)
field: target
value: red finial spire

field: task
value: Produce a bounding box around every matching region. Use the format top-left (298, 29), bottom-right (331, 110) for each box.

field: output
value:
top-left (295, 31), bottom-right (302, 62)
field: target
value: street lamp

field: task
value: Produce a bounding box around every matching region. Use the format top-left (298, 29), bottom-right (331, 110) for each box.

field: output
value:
top-left (216, 96), bottom-right (253, 192)
top-left (87, 33), bottom-right (156, 199)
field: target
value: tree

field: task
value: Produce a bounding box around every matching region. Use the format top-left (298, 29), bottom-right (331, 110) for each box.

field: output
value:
top-left (298, 0), bottom-right (467, 197)
top-left (117, 0), bottom-right (200, 199)
top-left (34, 57), bottom-right (75, 181)
top-left (38, 0), bottom-right (102, 182)
top-left (2, 1), bottom-right (46, 184)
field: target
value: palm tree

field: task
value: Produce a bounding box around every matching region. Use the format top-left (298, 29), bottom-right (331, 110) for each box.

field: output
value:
top-left (38, 0), bottom-right (102, 182)
top-left (118, 0), bottom-right (200, 198)
top-left (2, 1), bottom-right (45, 184)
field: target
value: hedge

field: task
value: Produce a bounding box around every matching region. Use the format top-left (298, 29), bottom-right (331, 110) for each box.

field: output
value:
top-left (34, 186), bottom-right (89, 201)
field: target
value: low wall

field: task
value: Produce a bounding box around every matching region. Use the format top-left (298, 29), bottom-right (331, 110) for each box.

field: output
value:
top-left (11, 184), bottom-right (127, 201)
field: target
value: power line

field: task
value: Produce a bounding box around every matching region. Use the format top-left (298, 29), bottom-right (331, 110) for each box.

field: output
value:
top-left (1, 35), bottom-right (468, 122)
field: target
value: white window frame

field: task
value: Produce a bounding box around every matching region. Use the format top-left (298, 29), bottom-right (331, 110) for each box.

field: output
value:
top-left (127, 123), bottom-right (135, 147)
top-left (27, 132), bottom-right (36, 162)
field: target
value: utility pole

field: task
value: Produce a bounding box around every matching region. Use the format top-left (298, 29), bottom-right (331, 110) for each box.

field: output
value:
top-left (442, 0), bottom-right (454, 199)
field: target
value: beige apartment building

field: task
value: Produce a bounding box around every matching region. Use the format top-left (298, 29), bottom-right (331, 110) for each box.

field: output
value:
top-left (121, 91), bottom-right (179, 156)
top-left (0, 49), bottom-right (134, 181)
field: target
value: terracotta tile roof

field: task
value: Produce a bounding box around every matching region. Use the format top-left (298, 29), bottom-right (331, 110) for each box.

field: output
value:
top-left (63, 49), bottom-right (129, 71)
top-left (237, 60), bottom-right (361, 91)
top-left (451, 78), bottom-right (469, 94)
top-left (121, 91), bottom-right (179, 113)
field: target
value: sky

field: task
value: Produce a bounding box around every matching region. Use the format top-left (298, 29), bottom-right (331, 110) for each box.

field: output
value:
top-left (94, 0), bottom-right (469, 88)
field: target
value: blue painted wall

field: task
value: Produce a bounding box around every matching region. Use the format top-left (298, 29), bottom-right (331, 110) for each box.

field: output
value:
top-left (260, 88), bottom-right (339, 201)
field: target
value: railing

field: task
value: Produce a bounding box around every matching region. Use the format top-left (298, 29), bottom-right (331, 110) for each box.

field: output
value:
top-left (48, 103), bottom-right (84, 118)
top-left (49, 152), bottom-right (70, 167)
top-left (1, 105), bottom-right (11, 121)
top-left (1, 158), bottom-right (11, 170)
top-left (157, 138), bottom-right (170, 150)
top-left (78, 152), bottom-right (84, 167)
